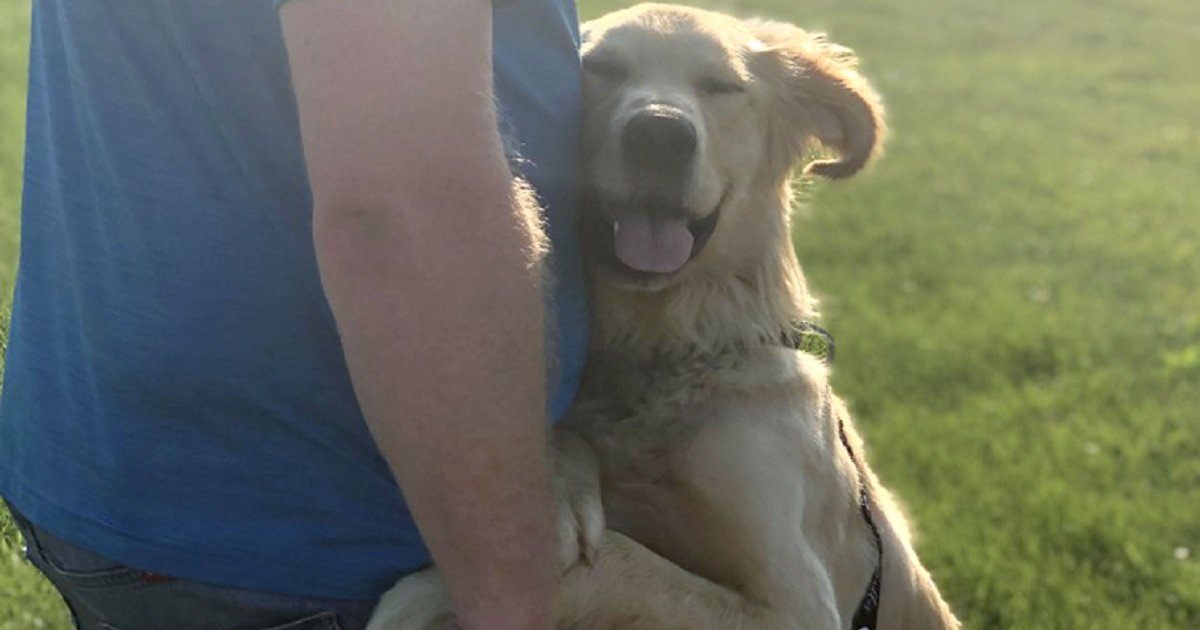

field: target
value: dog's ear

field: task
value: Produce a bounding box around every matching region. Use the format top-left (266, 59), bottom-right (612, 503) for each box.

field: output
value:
top-left (749, 21), bottom-right (886, 179)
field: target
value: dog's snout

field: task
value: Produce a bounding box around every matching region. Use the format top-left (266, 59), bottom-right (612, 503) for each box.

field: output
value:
top-left (622, 110), bottom-right (697, 172)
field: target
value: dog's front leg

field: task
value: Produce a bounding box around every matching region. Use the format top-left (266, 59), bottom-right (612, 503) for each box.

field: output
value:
top-left (552, 428), bottom-right (606, 569)
top-left (366, 569), bottom-right (456, 630)
top-left (556, 531), bottom-right (808, 630)
top-left (367, 432), bottom-right (605, 630)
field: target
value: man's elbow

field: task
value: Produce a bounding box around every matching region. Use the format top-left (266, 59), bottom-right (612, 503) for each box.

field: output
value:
top-left (311, 174), bottom-right (547, 279)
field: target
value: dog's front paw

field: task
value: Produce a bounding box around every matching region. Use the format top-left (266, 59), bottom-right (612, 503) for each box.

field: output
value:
top-left (367, 569), bottom-right (457, 630)
top-left (553, 430), bottom-right (605, 570)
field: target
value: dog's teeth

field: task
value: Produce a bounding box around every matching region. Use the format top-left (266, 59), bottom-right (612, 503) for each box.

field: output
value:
top-left (613, 221), bottom-right (621, 238)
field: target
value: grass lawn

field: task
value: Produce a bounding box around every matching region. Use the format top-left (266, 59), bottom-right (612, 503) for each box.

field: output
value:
top-left (2, 0), bottom-right (1198, 627)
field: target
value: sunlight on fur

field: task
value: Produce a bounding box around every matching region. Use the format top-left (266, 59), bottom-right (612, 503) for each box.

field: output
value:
top-left (369, 4), bottom-right (959, 629)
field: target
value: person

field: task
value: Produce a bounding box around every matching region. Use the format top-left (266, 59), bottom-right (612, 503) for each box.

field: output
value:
top-left (0, 0), bottom-right (587, 628)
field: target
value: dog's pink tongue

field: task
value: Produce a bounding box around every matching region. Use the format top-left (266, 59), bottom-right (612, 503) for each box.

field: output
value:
top-left (613, 215), bottom-right (694, 273)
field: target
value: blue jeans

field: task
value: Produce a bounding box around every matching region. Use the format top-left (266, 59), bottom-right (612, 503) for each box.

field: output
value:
top-left (8, 505), bottom-right (378, 630)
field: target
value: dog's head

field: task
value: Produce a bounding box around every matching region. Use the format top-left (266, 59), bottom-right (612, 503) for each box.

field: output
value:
top-left (579, 4), bottom-right (885, 293)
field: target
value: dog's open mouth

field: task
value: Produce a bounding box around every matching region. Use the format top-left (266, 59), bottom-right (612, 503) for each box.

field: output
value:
top-left (582, 190), bottom-right (722, 280)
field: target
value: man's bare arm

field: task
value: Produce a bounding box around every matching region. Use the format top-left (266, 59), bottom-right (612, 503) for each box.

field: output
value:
top-left (280, 2), bottom-right (556, 628)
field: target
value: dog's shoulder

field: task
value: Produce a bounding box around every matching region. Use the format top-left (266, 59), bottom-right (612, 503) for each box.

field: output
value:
top-left (713, 346), bottom-right (831, 399)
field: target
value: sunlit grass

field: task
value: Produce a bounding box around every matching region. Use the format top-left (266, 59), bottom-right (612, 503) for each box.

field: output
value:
top-left (2, 1), bottom-right (1197, 627)
top-left (0, 1), bottom-right (60, 627)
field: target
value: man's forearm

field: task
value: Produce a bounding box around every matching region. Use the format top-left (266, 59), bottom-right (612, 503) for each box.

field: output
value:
top-left (313, 179), bottom-right (557, 629)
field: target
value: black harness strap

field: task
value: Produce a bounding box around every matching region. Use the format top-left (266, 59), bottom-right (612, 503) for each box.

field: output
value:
top-left (784, 322), bottom-right (883, 630)
top-left (838, 414), bottom-right (884, 630)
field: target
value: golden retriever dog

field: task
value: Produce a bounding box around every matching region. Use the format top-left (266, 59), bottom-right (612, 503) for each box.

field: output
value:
top-left (369, 4), bottom-right (960, 629)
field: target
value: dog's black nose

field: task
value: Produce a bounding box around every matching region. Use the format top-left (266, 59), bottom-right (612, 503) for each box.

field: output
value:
top-left (622, 110), bottom-right (697, 174)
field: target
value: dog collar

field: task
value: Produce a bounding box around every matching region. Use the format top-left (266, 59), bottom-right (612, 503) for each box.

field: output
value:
top-left (784, 322), bottom-right (883, 630)
top-left (781, 321), bottom-right (836, 364)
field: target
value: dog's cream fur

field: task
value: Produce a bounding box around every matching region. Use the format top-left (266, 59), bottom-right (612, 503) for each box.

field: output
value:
top-left (369, 4), bottom-right (959, 629)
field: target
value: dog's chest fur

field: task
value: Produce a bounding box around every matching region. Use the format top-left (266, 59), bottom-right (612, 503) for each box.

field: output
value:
top-left (566, 347), bottom-right (873, 611)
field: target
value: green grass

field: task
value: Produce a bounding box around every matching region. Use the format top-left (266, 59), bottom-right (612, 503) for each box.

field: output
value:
top-left (0, 0), bottom-right (24, 313)
top-left (2, 0), bottom-right (1198, 627)
top-left (0, 3), bottom-right (59, 629)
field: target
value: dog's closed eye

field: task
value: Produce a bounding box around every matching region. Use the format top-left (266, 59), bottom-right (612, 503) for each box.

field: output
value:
top-left (585, 58), bottom-right (629, 83)
top-left (696, 77), bottom-right (746, 96)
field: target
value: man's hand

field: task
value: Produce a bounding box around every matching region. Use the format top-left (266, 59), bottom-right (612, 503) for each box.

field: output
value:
top-left (281, 2), bottom-right (557, 628)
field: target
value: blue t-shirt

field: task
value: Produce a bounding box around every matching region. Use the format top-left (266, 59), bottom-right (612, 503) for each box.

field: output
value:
top-left (0, 0), bottom-right (586, 600)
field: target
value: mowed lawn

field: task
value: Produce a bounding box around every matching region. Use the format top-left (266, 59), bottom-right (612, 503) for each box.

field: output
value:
top-left (2, 0), bottom-right (1197, 628)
